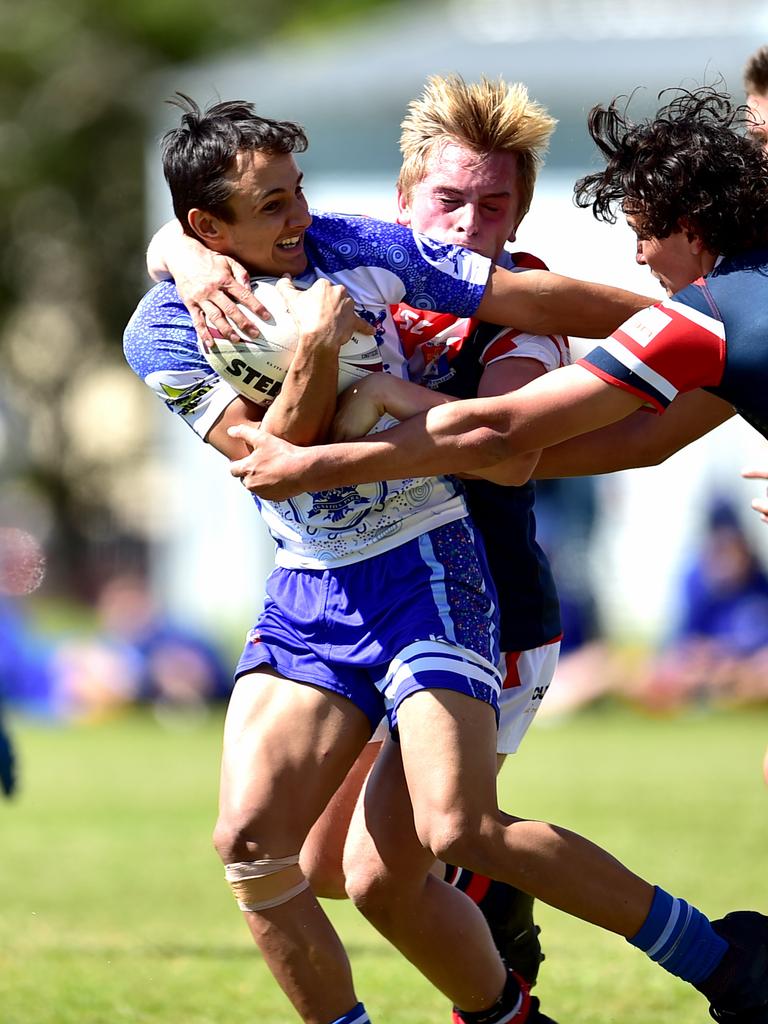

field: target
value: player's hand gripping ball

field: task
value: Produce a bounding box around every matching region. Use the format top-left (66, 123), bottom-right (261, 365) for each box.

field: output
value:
top-left (203, 279), bottom-right (381, 406)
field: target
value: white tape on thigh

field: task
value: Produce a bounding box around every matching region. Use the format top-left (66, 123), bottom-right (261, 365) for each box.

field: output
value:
top-left (224, 856), bottom-right (309, 912)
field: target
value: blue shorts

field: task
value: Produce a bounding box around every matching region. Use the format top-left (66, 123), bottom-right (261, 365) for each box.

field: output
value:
top-left (235, 519), bottom-right (502, 733)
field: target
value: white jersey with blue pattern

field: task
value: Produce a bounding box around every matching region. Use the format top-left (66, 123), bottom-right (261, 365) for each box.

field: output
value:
top-left (124, 211), bottom-right (493, 569)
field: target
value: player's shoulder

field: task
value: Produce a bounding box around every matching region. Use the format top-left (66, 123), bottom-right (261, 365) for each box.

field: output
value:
top-left (125, 279), bottom-right (189, 333)
top-left (123, 279), bottom-right (197, 379)
top-left (307, 209), bottom-right (411, 247)
top-left (698, 246), bottom-right (768, 315)
top-left (304, 210), bottom-right (425, 284)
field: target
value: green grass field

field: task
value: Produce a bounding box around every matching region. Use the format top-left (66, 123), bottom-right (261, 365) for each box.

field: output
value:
top-left (1, 703), bottom-right (766, 1024)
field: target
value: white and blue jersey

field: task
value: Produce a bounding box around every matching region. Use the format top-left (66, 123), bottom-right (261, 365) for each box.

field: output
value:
top-left (124, 211), bottom-right (503, 730)
top-left (124, 212), bottom-right (493, 570)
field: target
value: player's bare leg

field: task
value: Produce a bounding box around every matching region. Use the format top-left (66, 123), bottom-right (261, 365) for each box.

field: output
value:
top-left (213, 669), bottom-right (372, 1024)
top-left (300, 740), bottom-right (382, 899)
top-left (344, 738), bottom-right (509, 1012)
top-left (396, 689), bottom-right (654, 933)
top-left (344, 692), bottom-right (655, 1016)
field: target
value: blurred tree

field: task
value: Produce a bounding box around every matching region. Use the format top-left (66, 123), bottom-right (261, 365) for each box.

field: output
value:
top-left (0, 0), bottom-right (402, 598)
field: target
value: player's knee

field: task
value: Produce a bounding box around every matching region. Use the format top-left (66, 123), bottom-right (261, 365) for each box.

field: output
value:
top-left (212, 819), bottom-right (241, 864)
top-left (345, 860), bottom-right (400, 923)
top-left (212, 811), bottom-right (265, 865)
top-left (300, 845), bottom-right (347, 900)
top-left (413, 808), bottom-right (477, 866)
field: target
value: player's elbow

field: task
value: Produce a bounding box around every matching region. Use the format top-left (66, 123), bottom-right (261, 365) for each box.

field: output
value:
top-left (499, 450), bottom-right (541, 486)
top-left (621, 437), bottom-right (679, 470)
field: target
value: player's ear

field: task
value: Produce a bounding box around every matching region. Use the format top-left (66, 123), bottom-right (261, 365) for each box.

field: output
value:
top-left (396, 190), bottom-right (412, 227)
top-left (188, 208), bottom-right (228, 250)
top-left (679, 217), bottom-right (704, 253)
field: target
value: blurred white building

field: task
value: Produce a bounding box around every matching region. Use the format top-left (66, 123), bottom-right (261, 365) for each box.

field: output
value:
top-left (142, 0), bottom-right (768, 644)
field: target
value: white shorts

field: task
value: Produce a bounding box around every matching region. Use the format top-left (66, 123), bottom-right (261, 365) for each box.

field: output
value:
top-left (371, 639), bottom-right (560, 754)
top-left (496, 640), bottom-right (560, 754)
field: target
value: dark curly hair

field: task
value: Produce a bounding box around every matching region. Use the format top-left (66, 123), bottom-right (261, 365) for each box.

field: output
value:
top-left (574, 87), bottom-right (768, 255)
top-left (162, 93), bottom-right (308, 233)
top-left (744, 45), bottom-right (768, 96)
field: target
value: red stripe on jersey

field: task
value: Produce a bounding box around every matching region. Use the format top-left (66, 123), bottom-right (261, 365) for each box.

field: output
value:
top-left (610, 301), bottom-right (725, 394)
top-left (482, 330), bottom-right (568, 368)
top-left (509, 251), bottom-right (549, 272)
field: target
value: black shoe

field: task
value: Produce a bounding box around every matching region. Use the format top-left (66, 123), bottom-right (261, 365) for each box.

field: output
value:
top-left (698, 911), bottom-right (768, 1022)
top-left (528, 995), bottom-right (559, 1023)
top-left (492, 921), bottom-right (545, 988)
top-left (474, 882), bottom-right (544, 985)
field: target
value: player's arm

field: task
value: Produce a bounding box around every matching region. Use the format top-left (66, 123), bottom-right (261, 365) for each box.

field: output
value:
top-left (451, 356), bottom-right (547, 485)
top-left (330, 357), bottom-right (543, 486)
top-left (331, 374), bottom-right (455, 442)
top-left (534, 390), bottom-right (735, 477)
top-left (258, 278), bottom-right (373, 446)
top-left (227, 362), bottom-right (641, 499)
top-left (206, 396), bottom-right (266, 459)
top-left (477, 263), bottom-right (655, 339)
top-left (146, 220), bottom-right (265, 345)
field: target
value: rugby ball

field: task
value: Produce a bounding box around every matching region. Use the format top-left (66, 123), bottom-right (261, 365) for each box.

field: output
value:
top-left (203, 279), bottom-right (381, 406)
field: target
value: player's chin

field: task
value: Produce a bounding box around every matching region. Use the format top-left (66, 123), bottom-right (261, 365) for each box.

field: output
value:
top-left (273, 242), bottom-right (308, 274)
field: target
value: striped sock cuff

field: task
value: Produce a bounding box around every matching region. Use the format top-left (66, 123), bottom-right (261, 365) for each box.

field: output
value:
top-left (329, 1003), bottom-right (370, 1024)
top-left (628, 886), bottom-right (728, 984)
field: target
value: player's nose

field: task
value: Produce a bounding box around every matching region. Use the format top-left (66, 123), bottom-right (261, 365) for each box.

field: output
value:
top-left (456, 203), bottom-right (480, 235)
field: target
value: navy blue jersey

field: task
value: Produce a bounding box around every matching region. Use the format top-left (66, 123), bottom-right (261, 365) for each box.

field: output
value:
top-left (579, 246), bottom-right (768, 438)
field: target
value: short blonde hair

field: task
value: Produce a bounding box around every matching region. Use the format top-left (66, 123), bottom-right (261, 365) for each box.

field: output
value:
top-left (397, 74), bottom-right (557, 219)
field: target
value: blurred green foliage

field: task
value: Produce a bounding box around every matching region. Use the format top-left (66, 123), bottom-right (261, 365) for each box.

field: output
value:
top-left (0, 0), bottom-right (402, 596)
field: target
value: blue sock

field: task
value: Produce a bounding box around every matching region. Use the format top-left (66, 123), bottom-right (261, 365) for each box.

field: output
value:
top-left (628, 886), bottom-right (728, 984)
top-left (329, 1004), bottom-right (371, 1024)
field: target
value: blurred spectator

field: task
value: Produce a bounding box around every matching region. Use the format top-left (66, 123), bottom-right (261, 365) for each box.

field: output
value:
top-left (0, 595), bottom-right (51, 714)
top-left (631, 500), bottom-right (768, 711)
top-left (3, 572), bottom-right (232, 724)
top-left (0, 596), bottom-right (48, 796)
top-left (53, 572), bottom-right (232, 721)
